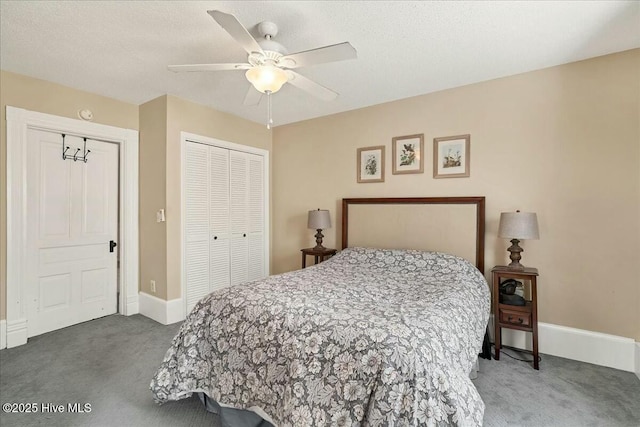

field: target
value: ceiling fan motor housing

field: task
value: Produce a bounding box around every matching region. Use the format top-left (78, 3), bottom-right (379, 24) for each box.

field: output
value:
top-left (256, 21), bottom-right (288, 56)
top-left (258, 21), bottom-right (278, 38)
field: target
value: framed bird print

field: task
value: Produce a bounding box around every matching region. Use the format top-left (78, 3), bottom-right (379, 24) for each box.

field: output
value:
top-left (357, 146), bottom-right (385, 183)
top-left (433, 134), bottom-right (470, 178)
top-left (392, 134), bottom-right (424, 175)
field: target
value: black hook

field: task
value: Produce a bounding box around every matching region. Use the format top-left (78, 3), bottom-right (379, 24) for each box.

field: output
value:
top-left (61, 134), bottom-right (68, 160)
top-left (61, 134), bottom-right (90, 163)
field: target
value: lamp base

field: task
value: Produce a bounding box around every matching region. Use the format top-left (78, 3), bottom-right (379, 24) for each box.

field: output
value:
top-left (313, 229), bottom-right (326, 251)
top-left (506, 238), bottom-right (525, 270)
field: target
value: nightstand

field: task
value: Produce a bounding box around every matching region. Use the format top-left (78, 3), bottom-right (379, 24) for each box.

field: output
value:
top-left (301, 247), bottom-right (337, 268)
top-left (492, 265), bottom-right (540, 370)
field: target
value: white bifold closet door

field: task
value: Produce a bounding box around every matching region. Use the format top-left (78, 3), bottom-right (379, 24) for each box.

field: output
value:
top-left (185, 142), bottom-right (265, 313)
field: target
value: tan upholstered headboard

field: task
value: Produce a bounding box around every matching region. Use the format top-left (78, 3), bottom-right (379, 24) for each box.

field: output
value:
top-left (341, 197), bottom-right (485, 273)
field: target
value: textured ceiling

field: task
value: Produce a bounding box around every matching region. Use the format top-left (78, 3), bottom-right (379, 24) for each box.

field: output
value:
top-left (1, 1), bottom-right (639, 127)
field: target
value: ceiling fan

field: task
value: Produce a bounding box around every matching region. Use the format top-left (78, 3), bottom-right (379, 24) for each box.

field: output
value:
top-left (168, 10), bottom-right (357, 126)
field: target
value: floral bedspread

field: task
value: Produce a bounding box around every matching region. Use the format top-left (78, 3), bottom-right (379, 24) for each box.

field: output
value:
top-left (151, 247), bottom-right (490, 426)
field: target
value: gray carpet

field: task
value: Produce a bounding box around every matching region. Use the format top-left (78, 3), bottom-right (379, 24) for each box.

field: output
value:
top-left (0, 315), bottom-right (638, 427)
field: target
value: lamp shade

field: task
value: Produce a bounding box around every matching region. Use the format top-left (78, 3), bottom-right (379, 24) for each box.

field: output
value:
top-left (245, 65), bottom-right (288, 94)
top-left (308, 209), bottom-right (331, 230)
top-left (498, 211), bottom-right (539, 240)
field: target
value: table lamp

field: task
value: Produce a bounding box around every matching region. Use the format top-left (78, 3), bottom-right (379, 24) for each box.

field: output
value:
top-left (308, 209), bottom-right (331, 250)
top-left (498, 210), bottom-right (539, 270)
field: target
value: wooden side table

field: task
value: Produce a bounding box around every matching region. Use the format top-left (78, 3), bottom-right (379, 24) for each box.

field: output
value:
top-left (492, 265), bottom-right (540, 370)
top-left (301, 247), bottom-right (337, 268)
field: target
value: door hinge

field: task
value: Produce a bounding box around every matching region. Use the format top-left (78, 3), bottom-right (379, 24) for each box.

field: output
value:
top-left (110, 240), bottom-right (117, 253)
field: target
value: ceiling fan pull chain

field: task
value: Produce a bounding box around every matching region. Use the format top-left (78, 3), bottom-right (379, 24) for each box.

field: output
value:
top-left (266, 90), bottom-right (273, 130)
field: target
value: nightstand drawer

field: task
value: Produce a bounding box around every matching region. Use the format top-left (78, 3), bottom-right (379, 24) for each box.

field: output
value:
top-left (499, 309), bottom-right (531, 327)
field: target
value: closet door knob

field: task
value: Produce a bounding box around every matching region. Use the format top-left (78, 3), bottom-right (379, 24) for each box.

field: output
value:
top-left (243, 233), bottom-right (246, 237)
top-left (214, 236), bottom-right (218, 240)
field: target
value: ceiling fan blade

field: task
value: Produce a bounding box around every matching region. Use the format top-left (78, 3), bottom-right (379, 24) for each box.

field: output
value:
top-left (243, 86), bottom-right (263, 106)
top-left (168, 63), bottom-right (251, 72)
top-left (208, 10), bottom-right (264, 56)
top-left (286, 71), bottom-right (338, 101)
top-left (278, 42), bottom-right (357, 69)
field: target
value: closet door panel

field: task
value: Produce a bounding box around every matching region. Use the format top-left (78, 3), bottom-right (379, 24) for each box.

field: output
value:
top-left (209, 146), bottom-right (230, 292)
top-left (185, 142), bottom-right (210, 312)
top-left (229, 150), bottom-right (249, 286)
top-left (248, 154), bottom-right (265, 281)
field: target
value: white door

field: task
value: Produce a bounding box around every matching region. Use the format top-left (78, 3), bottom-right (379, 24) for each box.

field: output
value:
top-left (26, 129), bottom-right (119, 337)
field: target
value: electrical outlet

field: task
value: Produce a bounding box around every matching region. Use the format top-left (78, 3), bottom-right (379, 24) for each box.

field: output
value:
top-left (150, 280), bottom-right (156, 293)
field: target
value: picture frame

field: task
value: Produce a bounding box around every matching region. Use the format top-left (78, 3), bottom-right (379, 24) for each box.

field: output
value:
top-left (357, 145), bottom-right (385, 183)
top-left (433, 134), bottom-right (470, 178)
top-left (392, 134), bottom-right (424, 175)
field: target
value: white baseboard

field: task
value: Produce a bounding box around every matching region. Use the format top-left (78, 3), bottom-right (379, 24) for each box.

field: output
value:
top-left (138, 292), bottom-right (184, 325)
top-left (0, 320), bottom-right (6, 350)
top-left (6, 318), bottom-right (28, 348)
top-left (125, 294), bottom-right (140, 315)
top-left (489, 315), bottom-right (636, 373)
top-left (635, 342), bottom-right (640, 381)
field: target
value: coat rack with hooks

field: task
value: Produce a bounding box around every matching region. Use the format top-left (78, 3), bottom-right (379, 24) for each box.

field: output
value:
top-left (61, 133), bottom-right (91, 163)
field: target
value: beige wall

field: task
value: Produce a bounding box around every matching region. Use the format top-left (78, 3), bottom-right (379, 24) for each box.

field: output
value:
top-left (139, 96), bottom-right (168, 298)
top-left (164, 95), bottom-right (272, 300)
top-left (2, 50), bottom-right (638, 342)
top-left (0, 70), bottom-right (139, 321)
top-left (272, 49), bottom-right (640, 341)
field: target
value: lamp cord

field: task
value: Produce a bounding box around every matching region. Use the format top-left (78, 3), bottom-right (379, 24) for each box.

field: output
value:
top-left (491, 343), bottom-right (542, 364)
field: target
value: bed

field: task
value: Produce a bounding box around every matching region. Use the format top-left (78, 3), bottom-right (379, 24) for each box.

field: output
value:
top-left (151, 197), bottom-right (491, 426)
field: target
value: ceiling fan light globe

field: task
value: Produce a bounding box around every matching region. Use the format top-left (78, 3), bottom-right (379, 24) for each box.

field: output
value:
top-left (246, 65), bottom-right (288, 93)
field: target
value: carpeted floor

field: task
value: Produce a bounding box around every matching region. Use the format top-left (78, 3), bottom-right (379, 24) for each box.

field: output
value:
top-left (0, 315), bottom-right (638, 427)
